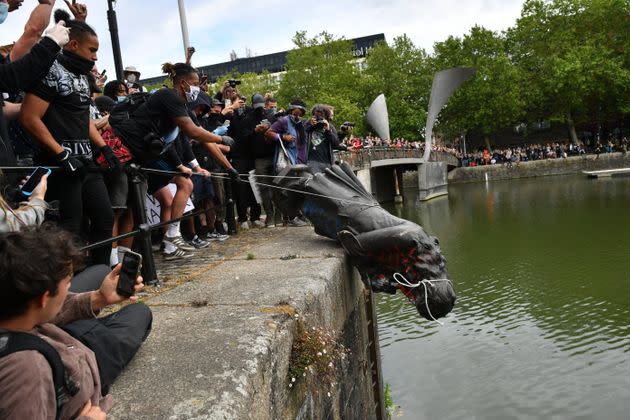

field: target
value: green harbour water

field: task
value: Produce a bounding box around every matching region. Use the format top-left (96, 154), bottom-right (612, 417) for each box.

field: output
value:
top-left (378, 175), bottom-right (630, 419)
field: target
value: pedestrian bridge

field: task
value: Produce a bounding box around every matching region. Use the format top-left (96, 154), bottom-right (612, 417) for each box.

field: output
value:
top-left (334, 148), bottom-right (460, 202)
top-left (336, 148), bottom-right (460, 171)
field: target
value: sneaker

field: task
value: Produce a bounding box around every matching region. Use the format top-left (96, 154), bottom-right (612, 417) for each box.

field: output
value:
top-left (287, 217), bottom-right (308, 227)
top-left (163, 247), bottom-right (194, 260)
top-left (240, 221), bottom-right (250, 230)
top-left (164, 235), bottom-right (195, 252)
top-left (187, 235), bottom-right (209, 249)
top-left (251, 220), bottom-right (264, 228)
top-left (206, 231), bottom-right (229, 242)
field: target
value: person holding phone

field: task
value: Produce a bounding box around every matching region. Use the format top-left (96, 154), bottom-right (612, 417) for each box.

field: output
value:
top-left (0, 225), bottom-right (152, 419)
top-left (0, 169), bottom-right (48, 232)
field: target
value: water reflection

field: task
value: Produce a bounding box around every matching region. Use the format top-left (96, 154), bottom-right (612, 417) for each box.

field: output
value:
top-left (378, 175), bottom-right (630, 420)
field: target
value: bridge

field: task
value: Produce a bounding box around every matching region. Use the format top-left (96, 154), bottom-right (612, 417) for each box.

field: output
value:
top-left (335, 148), bottom-right (460, 202)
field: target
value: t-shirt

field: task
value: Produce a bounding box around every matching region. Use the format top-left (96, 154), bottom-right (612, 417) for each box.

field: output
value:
top-left (113, 88), bottom-right (189, 162)
top-left (29, 59), bottom-right (92, 163)
top-left (308, 128), bottom-right (332, 166)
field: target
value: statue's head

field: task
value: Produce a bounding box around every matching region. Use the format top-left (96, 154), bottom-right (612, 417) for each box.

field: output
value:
top-left (397, 233), bottom-right (456, 320)
top-left (365, 227), bottom-right (456, 321)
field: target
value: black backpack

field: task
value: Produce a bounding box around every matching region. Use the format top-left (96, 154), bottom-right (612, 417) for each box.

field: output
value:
top-left (0, 332), bottom-right (79, 420)
top-left (108, 91), bottom-right (151, 128)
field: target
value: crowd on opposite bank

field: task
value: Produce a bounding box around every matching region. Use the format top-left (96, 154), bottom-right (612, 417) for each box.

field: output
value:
top-left (341, 135), bottom-right (630, 168)
top-left (459, 137), bottom-right (629, 167)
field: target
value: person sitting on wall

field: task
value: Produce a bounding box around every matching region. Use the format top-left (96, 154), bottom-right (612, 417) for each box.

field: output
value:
top-left (0, 225), bottom-right (152, 419)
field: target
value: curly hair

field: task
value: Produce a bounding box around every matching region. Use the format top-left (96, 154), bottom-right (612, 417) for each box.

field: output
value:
top-left (0, 225), bottom-right (84, 321)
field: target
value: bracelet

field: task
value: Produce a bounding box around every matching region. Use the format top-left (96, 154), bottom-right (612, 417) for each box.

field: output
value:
top-left (189, 159), bottom-right (200, 169)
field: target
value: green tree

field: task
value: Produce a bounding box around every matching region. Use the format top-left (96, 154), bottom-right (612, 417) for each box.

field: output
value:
top-left (507, 0), bottom-right (630, 142)
top-left (277, 31), bottom-right (364, 132)
top-left (431, 26), bottom-right (526, 146)
top-left (362, 35), bottom-right (433, 140)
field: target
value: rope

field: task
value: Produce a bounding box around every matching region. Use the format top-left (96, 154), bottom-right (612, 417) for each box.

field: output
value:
top-left (393, 273), bottom-right (452, 325)
top-left (212, 173), bottom-right (379, 208)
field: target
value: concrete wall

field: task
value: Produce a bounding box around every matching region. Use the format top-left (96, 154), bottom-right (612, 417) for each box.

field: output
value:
top-left (448, 153), bottom-right (630, 184)
top-left (108, 228), bottom-right (378, 420)
top-left (417, 162), bottom-right (448, 201)
top-left (370, 166), bottom-right (397, 203)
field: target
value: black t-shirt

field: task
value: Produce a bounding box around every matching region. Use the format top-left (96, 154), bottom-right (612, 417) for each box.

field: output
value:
top-left (29, 59), bottom-right (92, 163)
top-left (308, 128), bottom-right (332, 165)
top-left (227, 108), bottom-right (255, 160)
top-left (113, 88), bottom-right (188, 161)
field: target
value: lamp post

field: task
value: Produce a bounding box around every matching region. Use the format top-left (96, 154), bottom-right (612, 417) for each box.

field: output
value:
top-left (177, 0), bottom-right (190, 58)
top-left (107, 0), bottom-right (124, 81)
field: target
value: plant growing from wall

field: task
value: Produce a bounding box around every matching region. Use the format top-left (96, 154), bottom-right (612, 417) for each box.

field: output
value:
top-left (287, 316), bottom-right (350, 394)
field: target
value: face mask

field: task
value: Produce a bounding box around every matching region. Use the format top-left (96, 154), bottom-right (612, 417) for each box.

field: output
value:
top-left (0, 3), bottom-right (8, 25)
top-left (117, 96), bottom-right (127, 103)
top-left (126, 74), bottom-right (137, 83)
top-left (185, 84), bottom-right (200, 103)
top-left (0, 3), bottom-right (9, 23)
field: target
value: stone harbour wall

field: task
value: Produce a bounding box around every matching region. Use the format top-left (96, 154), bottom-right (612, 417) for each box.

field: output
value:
top-left (447, 153), bottom-right (630, 184)
top-left (108, 227), bottom-right (378, 420)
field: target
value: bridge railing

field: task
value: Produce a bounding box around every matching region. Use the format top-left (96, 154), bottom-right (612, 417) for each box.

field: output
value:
top-left (336, 147), bottom-right (460, 170)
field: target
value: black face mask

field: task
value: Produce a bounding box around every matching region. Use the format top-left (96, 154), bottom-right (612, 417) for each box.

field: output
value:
top-left (59, 50), bottom-right (95, 75)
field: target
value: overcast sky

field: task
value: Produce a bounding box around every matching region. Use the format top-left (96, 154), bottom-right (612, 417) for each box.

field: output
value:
top-left (1, 0), bottom-right (524, 79)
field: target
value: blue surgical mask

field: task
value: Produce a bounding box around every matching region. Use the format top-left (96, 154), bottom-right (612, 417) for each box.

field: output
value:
top-left (0, 3), bottom-right (9, 25)
top-left (117, 96), bottom-right (127, 103)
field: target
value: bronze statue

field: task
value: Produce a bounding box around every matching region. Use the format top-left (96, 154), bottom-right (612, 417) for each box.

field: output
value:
top-left (273, 163), bottom-right (456, 321)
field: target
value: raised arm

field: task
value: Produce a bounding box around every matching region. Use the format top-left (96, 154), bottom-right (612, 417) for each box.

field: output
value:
top-left (9, 0), bottom-right (56, 62)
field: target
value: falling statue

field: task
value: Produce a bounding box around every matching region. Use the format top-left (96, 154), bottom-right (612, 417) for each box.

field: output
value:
top-left (272, 68), bottom-right (475, 321)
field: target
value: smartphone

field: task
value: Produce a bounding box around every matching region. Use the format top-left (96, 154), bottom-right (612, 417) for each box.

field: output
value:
top-left (117, 251), bottom-right (142, 297)
top-left (224, 98), bottom-right (232, 108)
top-left (20, 167), bottom-right (51, 196)
top-left (101, 69), bottom-right (107, 76)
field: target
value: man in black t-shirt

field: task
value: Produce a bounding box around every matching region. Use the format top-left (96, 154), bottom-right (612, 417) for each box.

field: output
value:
top-left (21, 16), bottom-right (120, 266)
top-left (111, 62), bottom-right (238, 258)
top-left (304, 104), bottom-right (345, 174)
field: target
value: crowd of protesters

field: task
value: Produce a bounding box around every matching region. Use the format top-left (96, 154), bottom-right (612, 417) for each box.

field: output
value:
top-left (3, 3), bottom-right (630, 418)
top-left (0, 3), bottom-right (356, 418)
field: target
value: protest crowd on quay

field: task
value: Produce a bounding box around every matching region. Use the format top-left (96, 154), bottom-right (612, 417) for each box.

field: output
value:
top-left (0, 1), bottom-right (627, 419)
top-left (0, 2), bottom-right (360, 418)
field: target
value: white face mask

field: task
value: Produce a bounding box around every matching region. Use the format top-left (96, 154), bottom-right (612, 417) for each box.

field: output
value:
top-left (185, 85), bottom-right (200, 103)
top-left (117, 96), bottom-right (127, 103)
top-left (126, 74), bottom-right (137, 83)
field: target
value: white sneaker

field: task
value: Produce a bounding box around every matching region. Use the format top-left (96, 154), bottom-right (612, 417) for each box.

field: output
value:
top-left (252, 220), bottom-right (264, 228)
top-left (240, 221), bottom-right (250, 230)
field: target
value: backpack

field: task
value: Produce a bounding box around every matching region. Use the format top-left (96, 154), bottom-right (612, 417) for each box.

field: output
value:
top-left (0, 332), bottom-right (79, 420)
top-left (108, 91), bottom-right (151, 128)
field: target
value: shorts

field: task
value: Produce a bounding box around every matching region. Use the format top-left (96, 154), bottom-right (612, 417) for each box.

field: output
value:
top-left (145, 159), bottom-right (175, 195)
top-left (105, 170), bottom-right (129, 209)
top-left (192, 175), bottom-right (215, 202)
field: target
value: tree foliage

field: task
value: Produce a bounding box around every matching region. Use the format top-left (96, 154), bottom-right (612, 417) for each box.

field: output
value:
top-left (362, 35), bottom-right (433, 139)
top-left (205, 0), bottom-right (629, 142)
top-left (276, 31), bottom-right (365, 132)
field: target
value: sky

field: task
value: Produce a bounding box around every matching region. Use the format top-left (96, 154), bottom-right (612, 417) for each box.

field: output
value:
top-left (1, 0), bottom-right (524, 80)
